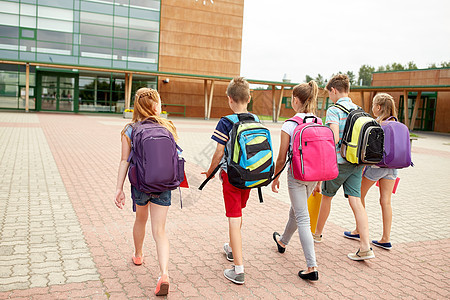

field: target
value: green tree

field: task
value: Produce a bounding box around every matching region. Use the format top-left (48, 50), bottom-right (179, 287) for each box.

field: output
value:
top-left (406, 61), bottom-right (418, 69)
top-left (305, 75), bottom-right (314, 82)
top-left (314, 74), bottom-right (325, 86)
top-left (346, 71), bottom-right (356, 85)
top-left (428, 63), bottom-right (438, 68)
top-left (440, 61), bottom-right (450, 67)
top-left (358, 64), bottom-right (375, 86)
top-left (392, 63), bottom-right (405, 70)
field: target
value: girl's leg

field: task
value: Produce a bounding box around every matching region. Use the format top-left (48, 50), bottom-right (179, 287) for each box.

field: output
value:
top-left (315, 194), bottom-right (332, 236)
top-left (287, 175), bottom-right (317, 270)
top-left (348, 195), bottom-right (370, 251)
top-left (149, 202), bottom-right (170, 276)
top-left (133, 203), bottom-right (149, 258)
top-left (279, 206), bottom-right (298, 247)
top-left (378, 178), bottom-right (395, 243)
top-left (352, 177), bottom-right (376, 234)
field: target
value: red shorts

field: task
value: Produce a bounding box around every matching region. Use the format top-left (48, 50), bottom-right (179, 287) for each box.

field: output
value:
top-left (221, 170), bottom-right (250, 218)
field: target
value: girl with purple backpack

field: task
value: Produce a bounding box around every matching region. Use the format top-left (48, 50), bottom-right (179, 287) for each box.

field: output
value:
top-left (114, 88), bottom-right (178, 296)
top-left (344, 93), bottom-right (399, 250)
top-left (271, 81), bottom-right (322, 281)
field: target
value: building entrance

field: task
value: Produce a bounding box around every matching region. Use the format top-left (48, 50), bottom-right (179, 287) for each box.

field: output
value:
top-left (36, 71), bottom-right (79, 112)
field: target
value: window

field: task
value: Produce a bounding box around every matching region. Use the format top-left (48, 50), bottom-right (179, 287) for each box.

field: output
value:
top-left (20, 28), bottom-right (36, 39)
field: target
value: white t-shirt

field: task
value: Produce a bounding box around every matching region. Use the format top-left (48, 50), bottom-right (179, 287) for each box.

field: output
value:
top-left (281, 113), bottom-right (317, 150)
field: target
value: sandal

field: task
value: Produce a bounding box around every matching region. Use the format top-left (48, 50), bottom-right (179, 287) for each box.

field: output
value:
top-left (132, 255), bottom-right (144, 265)
top-left (154, 274), bottom-right (169, 296)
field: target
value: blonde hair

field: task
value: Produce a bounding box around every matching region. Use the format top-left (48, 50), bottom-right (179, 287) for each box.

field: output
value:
top-left (292, 80), bottom-right (318, 113)
top-left (326, 74), bottom-right (350, 93)
top-left (373, 93), bottom-right (397, 123)
top-left (227, 77), bottom-right (250, 103)
top-left (121, 88), bottom-right (179, 141)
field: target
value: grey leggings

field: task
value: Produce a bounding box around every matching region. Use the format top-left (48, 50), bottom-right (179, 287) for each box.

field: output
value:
top-left (279, 172), bottom-right (318, 268)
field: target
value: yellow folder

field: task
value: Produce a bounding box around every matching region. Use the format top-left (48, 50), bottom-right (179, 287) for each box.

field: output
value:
top-left (307, 192), bottom-right (322, 233)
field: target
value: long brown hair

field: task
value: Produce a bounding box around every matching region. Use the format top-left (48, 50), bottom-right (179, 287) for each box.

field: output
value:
top-left (292, 80), bottom-right (318, 113)
top-left (373, 93), bottom-right (397, 123)
top-left (121, 88), bottom-right (178, 141)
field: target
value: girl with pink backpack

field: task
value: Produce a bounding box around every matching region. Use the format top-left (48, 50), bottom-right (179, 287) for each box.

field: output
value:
top-left (271, 80), bottom-right (335, 281)
top-left (114, 88), bottom-right (179, 296)
top-left (344, 93), bottom-right (407, 250)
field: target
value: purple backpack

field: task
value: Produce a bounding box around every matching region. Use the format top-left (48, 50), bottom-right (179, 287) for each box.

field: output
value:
top-left (128, 120), bottom-right (185, 194)
top-left (376, 117), bottom-right (413, 169)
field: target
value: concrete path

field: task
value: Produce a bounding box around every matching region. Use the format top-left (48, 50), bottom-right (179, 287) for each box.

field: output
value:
top-left (0, 112), bottom-right (449, 299)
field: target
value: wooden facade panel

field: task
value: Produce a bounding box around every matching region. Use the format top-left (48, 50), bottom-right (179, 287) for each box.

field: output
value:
top-left (160, 19), bottom-right (243, 39)
top-left (163, 0), bottom-right (244, 17)
top-left (410, 70), bottom-right (439, 81)
top-left (161, 5), bottom-right (243, 28)
top-left (434, 92), bottom-right (450, 133)
top-left (160, 43), bottom-right (241, 62)
top-left (159, 56), bottom-right (240, 76)
top-left (160, 32), bottom-right (240, 52)
top-left (439, 69), bottom-right (450, 78)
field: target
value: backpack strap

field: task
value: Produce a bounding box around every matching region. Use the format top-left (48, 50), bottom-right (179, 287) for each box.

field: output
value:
top-left (224, 113), bottom-right (259, 124)
top-left (333, 103), bottom-right (351, 114)
top-left (385, 116), bottom-right (398, 122)
top-left (198, 163), bottom-right (222, 190)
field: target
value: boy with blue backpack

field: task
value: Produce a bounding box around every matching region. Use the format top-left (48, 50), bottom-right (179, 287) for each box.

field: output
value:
top-left (202, 77), bottom-right (274, 284)
top-left (313, 74), bottom-right (375, 261)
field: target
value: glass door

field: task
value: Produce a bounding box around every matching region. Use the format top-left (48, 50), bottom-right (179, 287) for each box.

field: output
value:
top-left (37, 71), bottom-right (78, 112)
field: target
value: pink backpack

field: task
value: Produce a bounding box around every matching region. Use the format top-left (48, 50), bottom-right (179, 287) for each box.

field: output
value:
top-left (288, 115), bottom-right (338, 181)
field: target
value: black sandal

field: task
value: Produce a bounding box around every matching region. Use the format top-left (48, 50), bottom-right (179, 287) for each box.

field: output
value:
top-left (273, 232), bottom-right (286, 253)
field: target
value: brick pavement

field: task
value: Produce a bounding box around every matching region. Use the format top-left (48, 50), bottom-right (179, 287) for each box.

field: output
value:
top-left (0, 111), bottom-right (449, 299)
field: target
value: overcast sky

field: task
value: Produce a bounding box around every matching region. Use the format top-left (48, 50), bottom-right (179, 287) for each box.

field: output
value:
top-left (240, 0), bottom-right (450, 84)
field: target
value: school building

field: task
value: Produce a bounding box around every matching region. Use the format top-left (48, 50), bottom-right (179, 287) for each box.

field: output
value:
top-left (0, 0), bottom-right (297, 119)
top-left (1, 1), bottom-right (449, 132)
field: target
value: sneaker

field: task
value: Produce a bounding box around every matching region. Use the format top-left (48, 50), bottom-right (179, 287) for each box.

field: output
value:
top-left (154, 274), bottom-right (169, 296)
top-left (224, 266), bottom-right (244, 284)
top-left (372, 240), bottom-right (392, 250)
top-left (312, 233), bottom-right (322, 243)
top-left (343, 231), bottom-right (360, 240)
top-left (348, 248), bottom-right (375, 261)
top-left (223, 243), bottom-right (233, 261)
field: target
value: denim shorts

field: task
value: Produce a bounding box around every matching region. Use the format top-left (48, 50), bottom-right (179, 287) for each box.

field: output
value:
top-left (322, 163), bottom-right (364, 198)
top-left (363, 166), bottom-right (398, 181)
top-left (131, 186), bottom-right (171, 207)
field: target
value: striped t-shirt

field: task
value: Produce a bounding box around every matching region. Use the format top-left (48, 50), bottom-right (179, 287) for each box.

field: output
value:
top-left (325, 97), bottom-right (358, 164)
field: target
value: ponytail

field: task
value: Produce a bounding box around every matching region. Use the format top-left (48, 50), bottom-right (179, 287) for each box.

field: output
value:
top-left (292, 80), bottom-right (318, 114)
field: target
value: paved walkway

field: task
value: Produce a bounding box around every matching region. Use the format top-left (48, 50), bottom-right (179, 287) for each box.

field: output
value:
top-left (0, 111), bottom-right (449, 299)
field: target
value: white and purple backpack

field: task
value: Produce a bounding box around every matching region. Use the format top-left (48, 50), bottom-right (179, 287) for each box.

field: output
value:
top-left (376, 116), bottom-right (413, 169)
top-left (287, 115), bottom-right (338, 181)
top-left (128, 120), bottom-right (185, 194)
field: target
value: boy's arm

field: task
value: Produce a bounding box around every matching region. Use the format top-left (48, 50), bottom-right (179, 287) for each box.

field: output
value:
top-left (329, 123), bottom-right (340, 145)
top-left (326, 108), bottom-right (340, 145)
top-left (203, 143), bottom-right (225, 177)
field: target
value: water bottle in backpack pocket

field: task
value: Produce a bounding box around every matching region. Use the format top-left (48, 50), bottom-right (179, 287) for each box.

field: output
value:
top-left (377, 116), bottom-right (413, 168)
top-left (288, 115), bottom-right (338, 181)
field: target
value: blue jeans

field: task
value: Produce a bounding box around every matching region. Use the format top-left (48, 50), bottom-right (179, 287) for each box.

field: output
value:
top-left (131, 186), bottom-right (171, 207)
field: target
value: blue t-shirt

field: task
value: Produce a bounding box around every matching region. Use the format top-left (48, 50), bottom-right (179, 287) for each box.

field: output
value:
top-left (325, 97), bottom-right (358, 164)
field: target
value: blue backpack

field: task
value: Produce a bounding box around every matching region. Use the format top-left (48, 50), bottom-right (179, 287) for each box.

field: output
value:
top-left (199, 113), bottom-right (274, 202)
top-left (128, 120), bottom-right (185, 196)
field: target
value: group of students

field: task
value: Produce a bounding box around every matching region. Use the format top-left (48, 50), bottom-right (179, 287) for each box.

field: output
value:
top-left (114, 74), bottom-right (401, 295)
